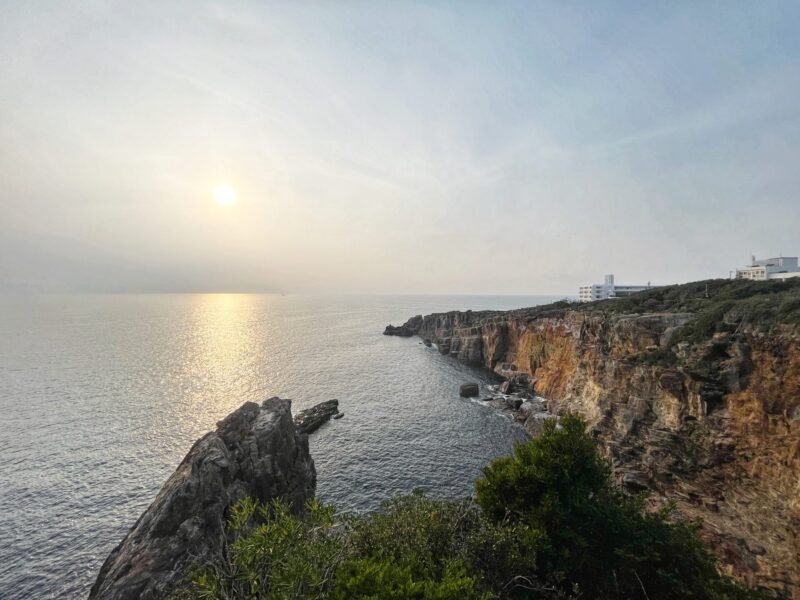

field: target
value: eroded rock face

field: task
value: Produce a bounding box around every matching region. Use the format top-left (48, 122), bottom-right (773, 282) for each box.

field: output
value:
top-left (89, 397), bottom-right (316, 600)
top-left (393, 307), bottom-right (800, 596)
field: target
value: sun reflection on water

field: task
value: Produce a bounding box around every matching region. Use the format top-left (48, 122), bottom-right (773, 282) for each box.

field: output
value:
top-left (166, 294), bottom-right (267, 442)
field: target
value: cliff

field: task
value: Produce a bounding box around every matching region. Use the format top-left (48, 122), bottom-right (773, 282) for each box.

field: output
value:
top-left (387, 278), bottom-right (800, 597)
top-left (89, 397), bottom-right (316, 600)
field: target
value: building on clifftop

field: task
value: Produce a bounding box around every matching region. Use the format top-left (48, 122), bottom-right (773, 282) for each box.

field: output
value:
top-left (735, 256), bottom-right (800, 281)
top-left (578, 274), bottom-right (651, 302)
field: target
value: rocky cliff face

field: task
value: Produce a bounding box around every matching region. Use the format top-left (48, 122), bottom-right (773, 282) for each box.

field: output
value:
top-left (89, 397), bottom-right (316, 600)
top-left (389, 295), bottom-right (800, 596)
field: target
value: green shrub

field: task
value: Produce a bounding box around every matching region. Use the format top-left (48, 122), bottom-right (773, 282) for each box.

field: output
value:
top-left (476, 415), bottom-right (773, 600)
top-left (340, 491), bottom-right (548, 599)
top-left (176, 497), bottom-right (343, 600)
top-left (332, 558), bottom-right (487, 600)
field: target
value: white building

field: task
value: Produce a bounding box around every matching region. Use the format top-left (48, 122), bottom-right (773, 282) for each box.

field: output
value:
top-left (735, 256), bottom-right (800, 281)
top-left (578, 274), bottom-right (651, 302)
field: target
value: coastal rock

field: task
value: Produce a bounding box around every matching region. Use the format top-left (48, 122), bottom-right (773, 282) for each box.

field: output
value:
top-left (499, 374), bottom-right (534, 397)
top-left (505, 397), bottom-right (523, 410)
top-left (89, 397), bottom-right (315, 600)
top-left (383, 314), bottom-right (423, 337)
top-left (459, 383), bottom-right (480, 397)
top-left (294, 399), bottom-right (341, 434)
top-left (520, 410), bottom-right (556, 436)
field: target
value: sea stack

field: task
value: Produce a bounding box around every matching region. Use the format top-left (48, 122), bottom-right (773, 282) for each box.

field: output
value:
top-left (89, 397), bottom-right (316, 600)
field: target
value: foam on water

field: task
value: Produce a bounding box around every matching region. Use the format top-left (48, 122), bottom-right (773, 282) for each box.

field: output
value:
top-left (0, 293), bottom-right (557, 598)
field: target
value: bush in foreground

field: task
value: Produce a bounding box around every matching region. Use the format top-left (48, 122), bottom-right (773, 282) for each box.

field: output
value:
top-left (476, 416), bottom-right (771, 599)
top-left (175, 416), bottom-right (772, 599)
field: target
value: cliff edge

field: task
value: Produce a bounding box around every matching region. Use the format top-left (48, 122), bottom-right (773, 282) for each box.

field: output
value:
top-left (387, 278), bottom-right (800, 597)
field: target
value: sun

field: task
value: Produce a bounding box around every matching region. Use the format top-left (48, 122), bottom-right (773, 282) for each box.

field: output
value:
top-left (213, 185), bottom-right (237, 206)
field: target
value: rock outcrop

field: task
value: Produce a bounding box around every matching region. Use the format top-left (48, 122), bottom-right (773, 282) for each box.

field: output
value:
top-left (387, 281), bottom-right (800, 596)
top-left (89, 397), bottom-right (316, 600)
top-left (383, 314), bottom-right (423, 337)
top-left (294, 399), bottom-right (342, 434)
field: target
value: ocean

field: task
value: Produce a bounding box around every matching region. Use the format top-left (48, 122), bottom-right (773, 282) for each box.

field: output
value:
top-left (0, 293), bottom-right (557, 598)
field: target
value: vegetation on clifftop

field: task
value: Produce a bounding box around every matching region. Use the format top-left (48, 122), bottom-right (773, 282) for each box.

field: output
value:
top-left (589, 278), bottom-right (800, 335)
top-left (607, 278), bottom-right (800, 368)
top-left (587, 277), bottom-right (800, 320)
top-left (175, 417), bottom-right (772, 600)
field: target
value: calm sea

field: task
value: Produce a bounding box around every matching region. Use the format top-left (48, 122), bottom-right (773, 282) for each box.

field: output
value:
top-left (0, 293), bottom-right (557, 598)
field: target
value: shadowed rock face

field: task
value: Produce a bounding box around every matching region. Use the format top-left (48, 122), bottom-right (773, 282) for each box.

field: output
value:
top-left (89, 397), bottom-right (316, 600)
top-left (388, 307), bottom-right (800, 596)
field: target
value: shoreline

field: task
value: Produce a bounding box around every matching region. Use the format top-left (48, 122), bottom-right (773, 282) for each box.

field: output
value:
top-left (383, 277), bottom-right (800, 595)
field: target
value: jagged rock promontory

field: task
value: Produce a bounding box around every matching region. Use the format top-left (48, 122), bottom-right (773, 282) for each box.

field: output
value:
top-left (383, 314), bottom-right (423, 337)
top-left (386, 278), bottom-right (800, 597)
top-left (89, 397), bottom-right (316, 600)
top-left (294, 399), bottom-right (341, 434)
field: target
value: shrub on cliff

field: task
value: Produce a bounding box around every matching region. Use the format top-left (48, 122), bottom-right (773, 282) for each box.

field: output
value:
top-left (176, 497), bottom-right (344, 599)
top-left (176, 491), bottom-right (565, 599)
top-left (476, 415), bottom-right (773, 600)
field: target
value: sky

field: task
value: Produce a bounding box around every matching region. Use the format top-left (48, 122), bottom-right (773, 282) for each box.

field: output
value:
top-left (1, 1), bottom-right (799, 294)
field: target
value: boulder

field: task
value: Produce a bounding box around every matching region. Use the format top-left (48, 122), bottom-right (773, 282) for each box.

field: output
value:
top-left (294, 399), bottom-right (340, 434)
top-left (89, 397), bottom-right (316, 600)
top-left (519, 398), bottom-right (548, 415)
top-left (505, 397), bottom-right (523, 410)
top-left (498, 374), bottom-right (533, 396)
top-left (459, 383), bottom-right (480, 397)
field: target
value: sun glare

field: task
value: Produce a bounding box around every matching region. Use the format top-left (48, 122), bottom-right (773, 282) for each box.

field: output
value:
top-left (213, 185), bottom-right (237, 206)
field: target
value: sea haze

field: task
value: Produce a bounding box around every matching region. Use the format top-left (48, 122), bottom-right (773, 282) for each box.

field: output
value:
top-left (0, 293), bottom-right (557, 598)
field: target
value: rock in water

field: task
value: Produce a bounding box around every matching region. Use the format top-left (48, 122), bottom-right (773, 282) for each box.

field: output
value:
top-left (505, 397), bottom-right (523, 410)
top-left (459, 383), bottom-right (479, 397)
top-left (383, 314), bottom-right (423, 337)
top-left (294, 399), bottom-right (340, 434)
top-left (89, 397), bottom-right (316, 600)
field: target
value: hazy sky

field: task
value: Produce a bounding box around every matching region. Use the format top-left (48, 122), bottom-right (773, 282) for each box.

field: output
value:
top-left (1, 1), bottom-right (799, 294)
